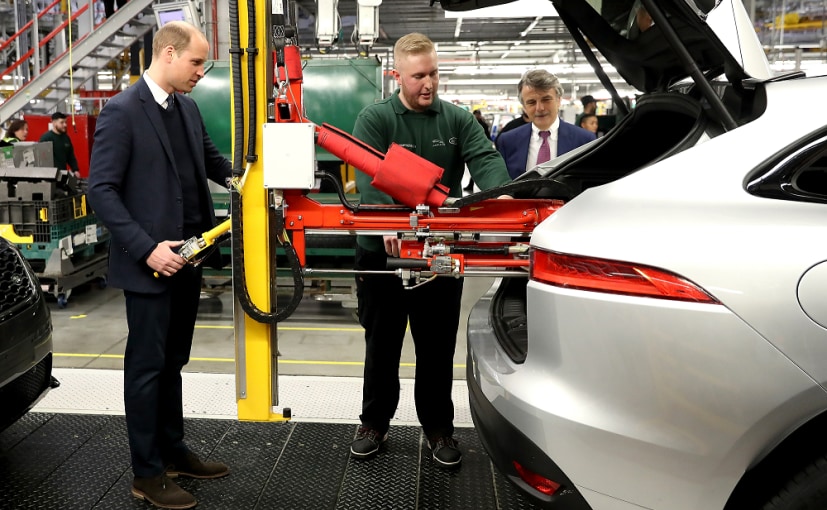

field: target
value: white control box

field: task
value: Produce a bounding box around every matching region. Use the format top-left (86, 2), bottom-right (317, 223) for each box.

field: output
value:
top-left (262, 123), bottom-right (316, 189)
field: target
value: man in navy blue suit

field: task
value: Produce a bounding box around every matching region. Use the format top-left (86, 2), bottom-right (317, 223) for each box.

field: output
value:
top-left (88, 21), bottom-right (232, 510)
top-left (497, 70), bottom-right (596, 179)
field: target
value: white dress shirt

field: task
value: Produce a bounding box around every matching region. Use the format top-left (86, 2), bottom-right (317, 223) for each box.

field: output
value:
top-left (143, 71), bottom-right (173, 109)
top-left (525, 117), bottom-right (560, 173)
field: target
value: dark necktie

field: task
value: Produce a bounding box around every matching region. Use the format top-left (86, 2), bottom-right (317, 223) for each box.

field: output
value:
top-left (166, 94), bottom-right (175, 111)
top-left (537, 130), bottom-right (551, 165)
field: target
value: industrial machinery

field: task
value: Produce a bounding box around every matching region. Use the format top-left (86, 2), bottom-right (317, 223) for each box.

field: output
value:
top-left (227, 0), bottom-right (562, 423)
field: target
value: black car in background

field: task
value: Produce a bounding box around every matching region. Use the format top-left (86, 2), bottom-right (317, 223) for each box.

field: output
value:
top-left (0, 237), bottom-right (57, 432)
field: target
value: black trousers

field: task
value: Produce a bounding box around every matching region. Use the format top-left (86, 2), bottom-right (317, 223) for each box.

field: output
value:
top-left (355, 245), bottom-right (463, 440)
top-left (123, 265), bottom-right (201, 478)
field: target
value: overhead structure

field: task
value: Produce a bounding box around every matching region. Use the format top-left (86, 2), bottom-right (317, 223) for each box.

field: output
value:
top-left (315, 0), bottom-right (340, 49)
top-left (356, 0), bottom-right (382, 52)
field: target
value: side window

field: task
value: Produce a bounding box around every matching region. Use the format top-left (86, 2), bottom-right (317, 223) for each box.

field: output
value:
top-left (747, 133), bottom-right (827, 204)
top-left (792, 154), bottom-right (827, 198)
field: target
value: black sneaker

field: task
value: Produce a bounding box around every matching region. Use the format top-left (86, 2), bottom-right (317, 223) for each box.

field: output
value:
top-left (350, 426), bottom-right (388, 459)
top-left (428, 436), bottom-right (462, 468)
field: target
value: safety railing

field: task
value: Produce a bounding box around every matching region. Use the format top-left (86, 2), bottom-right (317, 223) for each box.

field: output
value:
top-left (0, 0), bottom-right (99, 90)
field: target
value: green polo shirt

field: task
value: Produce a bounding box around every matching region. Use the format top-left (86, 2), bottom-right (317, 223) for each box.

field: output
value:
top-left (352, 90), bottom-right (510, 252)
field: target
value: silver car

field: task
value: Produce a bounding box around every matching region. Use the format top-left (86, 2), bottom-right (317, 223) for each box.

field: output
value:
top-left (441, 0), bottom-right (827, 508)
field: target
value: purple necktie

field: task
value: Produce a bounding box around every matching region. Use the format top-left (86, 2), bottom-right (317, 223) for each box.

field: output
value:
top-left (537, 130), bottom-right (551, 165)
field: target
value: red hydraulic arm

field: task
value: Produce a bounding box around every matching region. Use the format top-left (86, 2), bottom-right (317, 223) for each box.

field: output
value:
top-left (264, 36), bottom-right (563, 282)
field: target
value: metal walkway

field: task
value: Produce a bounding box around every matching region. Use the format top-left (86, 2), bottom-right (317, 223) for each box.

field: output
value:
top-left (0, 369), bottom-right (544, 509)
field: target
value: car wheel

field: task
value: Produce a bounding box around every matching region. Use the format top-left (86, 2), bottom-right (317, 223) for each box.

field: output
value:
top-left (763, 456), bottom-right (827, 510)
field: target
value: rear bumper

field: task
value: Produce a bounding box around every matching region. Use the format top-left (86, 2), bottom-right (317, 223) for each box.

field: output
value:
top-left (467, 360), bottom-right (592, 510)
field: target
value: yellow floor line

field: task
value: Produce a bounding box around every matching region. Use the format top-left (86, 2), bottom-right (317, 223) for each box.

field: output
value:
top-left (194, 324), bottom-right (365, 332)
top-left (53, 353), bottom-right (466, 369)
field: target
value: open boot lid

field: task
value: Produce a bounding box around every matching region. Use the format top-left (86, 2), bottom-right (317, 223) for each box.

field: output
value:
top-left (435, 0), bottom-right (773, 93)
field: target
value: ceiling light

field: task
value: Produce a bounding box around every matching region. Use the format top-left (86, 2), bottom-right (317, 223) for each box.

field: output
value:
top-left (443, 0), bottom-right (556, 19)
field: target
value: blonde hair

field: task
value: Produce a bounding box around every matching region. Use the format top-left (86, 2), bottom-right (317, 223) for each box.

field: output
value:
top-left (152, 21), bottom-right (200, 58)
top-left (394, 33), bottom-right (435, 65)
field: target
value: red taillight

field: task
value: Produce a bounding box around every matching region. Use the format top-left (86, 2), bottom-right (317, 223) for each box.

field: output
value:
top-left (530, 248), bottom-right (719, 304)
top-left (513, 461), bottom-right (561, 496)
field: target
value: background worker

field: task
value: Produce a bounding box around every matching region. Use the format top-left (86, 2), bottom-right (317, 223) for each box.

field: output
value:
top-left (0, 118), bottom-right (29, 146)
top-left (497, 69), bottom-right (595, 179)
top-left (473, 108), bottom-right (492, 140)
top-left (575, 94), bottom-right (596, 127)
top-left (350, 32), bottom-right (511, 470)
top-left (88, 21), bottom-right (232, 510)
top-left (39, 112), bottom-right (80, 177)
top-left (579, 112), bottom-right (599, 135)
top-left (581, 95), bottom-right (597, 115)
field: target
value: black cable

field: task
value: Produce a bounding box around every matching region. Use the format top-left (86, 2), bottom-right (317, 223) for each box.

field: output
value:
top-left (245, 0), bottom-right (258, 163)
top-left (314, 171), bottom-right (411, 213)
top-left (228, 0), bottom-right (244, 177)
top-left (271, 206), bottom-right (304, 321)
top-left (316, 171), bottom-right (359, 212)
top-left (450, 245), bottom-right (510, 255)
top-left (447, 177), bottom-right (576, 208)
top-left (227, 0), bottom-right (281, 324)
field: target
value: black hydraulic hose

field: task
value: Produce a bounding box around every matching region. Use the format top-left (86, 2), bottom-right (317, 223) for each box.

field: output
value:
top-left (271, 205), bottom-right (304, 321)
top-left (447, 177), bottom-right (575, 208)
top-left (316, 171), bottom-right (359, 212)
top-left (245, 0), bottom-right (258, 163)
top-left (386, 258), bottom-right (429, 270)
top-left (450, 245), bottom-right (510, 255)
top-left (228, 0), bottom-right (281, 324)
top-left (314, 171), bottom-right (412, 213)
top-left (228, 0), bottom-right (244, 176)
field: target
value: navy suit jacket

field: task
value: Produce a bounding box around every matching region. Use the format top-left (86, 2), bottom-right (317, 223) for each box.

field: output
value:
top-left (497, 121), bottom-right (596, 179)
top-left (88, 77), bottom-right (232, 294)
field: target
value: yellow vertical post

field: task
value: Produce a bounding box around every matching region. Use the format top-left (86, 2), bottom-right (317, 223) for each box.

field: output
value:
top-left (233, 0), bottom-right (286, 422)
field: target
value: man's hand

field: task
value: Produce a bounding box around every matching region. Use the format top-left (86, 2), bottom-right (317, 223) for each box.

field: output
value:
top-left (383, 235), bottom-right (401, 257)
top-left (147, 240), bottom-right (186, 277)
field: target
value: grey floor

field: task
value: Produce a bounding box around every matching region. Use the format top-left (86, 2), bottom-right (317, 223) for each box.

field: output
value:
top-left (49, 276), bottom-right (495, 380)
top-left (5, 277), bottom-right (553, 510)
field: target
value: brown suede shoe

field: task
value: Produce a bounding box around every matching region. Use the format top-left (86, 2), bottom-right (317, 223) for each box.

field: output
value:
top-left (166, 451), bottom-right (230, 479)
top-left (132, 475), bottom-right (196, 509)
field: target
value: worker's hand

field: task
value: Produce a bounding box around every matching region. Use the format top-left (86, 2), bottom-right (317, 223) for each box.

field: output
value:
top-left (496, 194), bottom-right (514, 199)
top-left (383, 235), bottom-right (401, 258)
top-left (147, 240), bottom-right (186, 277)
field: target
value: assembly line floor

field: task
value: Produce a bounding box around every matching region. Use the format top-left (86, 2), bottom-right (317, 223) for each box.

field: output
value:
top-left (0, 279), bottom-right (545, 509)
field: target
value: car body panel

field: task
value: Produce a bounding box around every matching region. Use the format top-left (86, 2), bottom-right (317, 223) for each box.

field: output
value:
top-left (456, 0), bottom-right (827, 506)
top-left (531, 79), bottom-right (827, 384)
top-left (798, 261), bottom-right (827, 329)
top-left (470, 278), bottom-right (827, 509)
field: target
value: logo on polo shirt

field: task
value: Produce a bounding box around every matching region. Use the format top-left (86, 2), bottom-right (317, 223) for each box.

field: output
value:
top-left (432, 139), bottom-right (445, 147)
top-left (448, 137), bottom-right (458, 145)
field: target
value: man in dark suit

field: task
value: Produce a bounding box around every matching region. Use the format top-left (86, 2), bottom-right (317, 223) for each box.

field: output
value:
top-left (88, 21), bottom-right (232, 510)
top-left (497, 70), bottom-right (596, 179)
